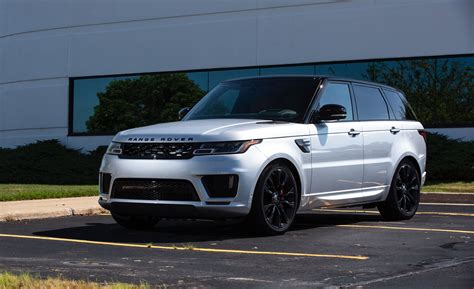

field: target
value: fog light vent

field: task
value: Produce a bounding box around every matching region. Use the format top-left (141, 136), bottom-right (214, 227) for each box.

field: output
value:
top-left (100, 173), bottom-right (112, 195)
top-left (202, 175), bottom-right (239, 198)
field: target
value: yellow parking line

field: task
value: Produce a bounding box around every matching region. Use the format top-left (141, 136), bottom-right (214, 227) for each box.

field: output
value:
top-left (0, 233), bottom-right (368, 260)
top-left (337, 224), bottom-right (474, 235)
top-left (420, 202), bottom-right (474, 207)
top-left (313, 208), bottom-right (474, 217)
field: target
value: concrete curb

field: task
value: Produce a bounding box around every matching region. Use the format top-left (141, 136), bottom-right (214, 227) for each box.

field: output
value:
top-left (0, 196), bottom-right (109, 222)
top-left (421, 191), bottom-right (474, 204)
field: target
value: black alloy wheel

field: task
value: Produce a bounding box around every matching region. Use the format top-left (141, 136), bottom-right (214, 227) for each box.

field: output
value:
top-left (378, 159), bottom-right (421, 220)
top-left (248, 162), bottom-right (299, 235)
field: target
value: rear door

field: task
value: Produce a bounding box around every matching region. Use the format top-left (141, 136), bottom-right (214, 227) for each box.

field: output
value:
top-left (352, 83), bottom-right (400, 190)
top-left (383, 88), bottom-right (425, 176)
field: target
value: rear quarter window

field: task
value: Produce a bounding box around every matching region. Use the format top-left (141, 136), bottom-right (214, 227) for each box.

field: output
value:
top-left (383, 89), bottom-right (417, 121)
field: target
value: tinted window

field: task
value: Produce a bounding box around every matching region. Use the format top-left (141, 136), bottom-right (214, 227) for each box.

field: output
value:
top-left (398, 92), bottom-right (417, 120)
top-left (353, 85), bottom-right (390, 120)
top-left (383, 89), bottom-right (417, 121)
top-left (317, 82), bottom-right (353, 121)
top-left (186, 78), bottom-right (319, 123)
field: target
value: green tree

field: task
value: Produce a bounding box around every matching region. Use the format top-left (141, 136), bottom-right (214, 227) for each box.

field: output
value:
top-left (366, 59), bottom-right (473, 127)
top-left (86, 73), bottom-right (205, 133)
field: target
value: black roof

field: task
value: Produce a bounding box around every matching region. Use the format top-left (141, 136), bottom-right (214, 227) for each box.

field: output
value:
top-left (223, 74), bottom-right (401, 92)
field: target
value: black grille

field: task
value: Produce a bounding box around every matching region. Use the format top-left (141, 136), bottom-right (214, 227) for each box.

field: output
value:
top-left (111, 178), bottom-right (200, 201)
top-left (120, 143), bottom-right (197, 159)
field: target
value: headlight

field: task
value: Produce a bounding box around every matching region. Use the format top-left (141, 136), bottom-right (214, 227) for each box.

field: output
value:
top-left (194, 139), bottom-right (262, 155)
top-left (106, 142), bottom-right (122, 155)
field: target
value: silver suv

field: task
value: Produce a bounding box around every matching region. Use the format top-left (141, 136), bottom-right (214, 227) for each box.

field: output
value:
top-left (98, 76), bottom-right (427, 234)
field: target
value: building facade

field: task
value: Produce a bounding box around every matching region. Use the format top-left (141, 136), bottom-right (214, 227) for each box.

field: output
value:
top-left (0, 0), bottom-right (473, 150)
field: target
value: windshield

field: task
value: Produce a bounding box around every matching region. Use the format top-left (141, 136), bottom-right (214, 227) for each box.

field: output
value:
top-left (184, 77), bottom-right (320, 123)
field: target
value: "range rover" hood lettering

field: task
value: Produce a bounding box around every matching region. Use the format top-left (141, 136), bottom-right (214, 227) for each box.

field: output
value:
top-left (127, 137), bottom-right (194, 142)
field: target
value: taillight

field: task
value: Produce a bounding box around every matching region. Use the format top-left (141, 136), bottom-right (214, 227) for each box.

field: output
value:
top-left (418, 129), bottom-right (427, 142)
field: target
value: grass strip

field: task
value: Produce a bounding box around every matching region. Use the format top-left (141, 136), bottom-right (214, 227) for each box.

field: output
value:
top-left (0, 272), bottom-right (150, 289)
top-left (422, 182), bottom-right (474, 193)
top-left (0, 184), bottom-right (97, 202)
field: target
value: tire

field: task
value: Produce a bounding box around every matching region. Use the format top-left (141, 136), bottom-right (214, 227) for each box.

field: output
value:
top-left (247, 162), bottom-right (299, 235)
top-left (111, 212), bottom-right (160, 230)
top-left (378, 159), bottom-right (421, 221)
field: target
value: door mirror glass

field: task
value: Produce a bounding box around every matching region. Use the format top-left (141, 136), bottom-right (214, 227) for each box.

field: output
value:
top-left (312, 104), bottom-right (347, 122)
top-left (178, 107), bottom-right (191, 120)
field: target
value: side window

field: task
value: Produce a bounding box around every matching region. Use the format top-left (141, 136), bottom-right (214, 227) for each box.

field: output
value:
top-left (398, 91), bottom-right (418, 121)
top-left (353, 85), bottom-right (390, 121)
top-left (383, 89), bottom-right (406, 120)
top-left (384, 89), bottom-right (419, 120)
top-left (317, 82), bottom-right (353, 121)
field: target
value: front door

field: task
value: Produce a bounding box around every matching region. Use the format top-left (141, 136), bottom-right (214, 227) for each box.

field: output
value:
top-left (308, 81), bottom-right (364, 205)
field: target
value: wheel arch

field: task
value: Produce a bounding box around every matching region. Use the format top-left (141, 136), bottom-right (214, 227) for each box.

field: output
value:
top-left (396, 154), bottom-right (422, 179)
top-left (383, 153), bottom-right (422, 202)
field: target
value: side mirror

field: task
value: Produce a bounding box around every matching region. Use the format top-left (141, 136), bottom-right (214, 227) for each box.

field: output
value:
top-left (178, 107), bottom-right (190, 120)
top-left (312, 104), bottom-right (347, 123)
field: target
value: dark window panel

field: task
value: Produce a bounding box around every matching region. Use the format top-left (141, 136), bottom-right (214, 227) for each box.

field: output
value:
top-left (353, 85), bottom-right (390, 121)
top-left (317, 82), bottom-right (354, 121)
top-left (73, 77), bottom-right (113, 133)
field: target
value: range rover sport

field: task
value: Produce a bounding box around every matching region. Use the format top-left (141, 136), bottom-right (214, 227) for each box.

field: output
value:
top-left (98, 76), bottom-right (427, 234)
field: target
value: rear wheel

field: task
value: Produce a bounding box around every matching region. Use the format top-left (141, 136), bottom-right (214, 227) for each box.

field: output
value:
top-left (378, 159), bottom-right (421, 220)
top-left (247, 162), bottom-right (299, 235)
top-left (111, 212), bottom-right (160, 230)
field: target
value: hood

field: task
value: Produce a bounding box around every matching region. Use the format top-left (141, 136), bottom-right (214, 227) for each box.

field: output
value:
top-left (113, 119), bottom-right (310, 143)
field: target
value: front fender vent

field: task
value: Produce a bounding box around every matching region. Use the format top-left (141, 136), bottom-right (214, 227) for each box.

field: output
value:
top-left (295, 138), bottom-right (311, 153)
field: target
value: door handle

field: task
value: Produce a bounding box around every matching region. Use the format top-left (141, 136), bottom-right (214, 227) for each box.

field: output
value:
top-left (390, 127), bottom-right (401, 134)
top-left (348, 128), bottom-right (360, 136)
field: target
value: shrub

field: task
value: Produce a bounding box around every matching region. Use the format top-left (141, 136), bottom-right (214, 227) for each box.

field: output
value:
top-left (426, 133), bottom-right (474, 182)
top-left (0, 140), bottom-right (106, 185)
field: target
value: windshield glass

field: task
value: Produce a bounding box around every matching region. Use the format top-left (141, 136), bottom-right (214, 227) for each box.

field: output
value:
top-left (184, 77), bottom-right (320, 123)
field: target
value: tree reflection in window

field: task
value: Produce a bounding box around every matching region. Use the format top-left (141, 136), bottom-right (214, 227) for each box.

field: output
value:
top-left (86, 73), bottom-right (205, 134)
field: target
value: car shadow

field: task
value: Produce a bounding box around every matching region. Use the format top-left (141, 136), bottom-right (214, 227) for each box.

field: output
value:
top-left (33, 212), bottom-right (383, 244)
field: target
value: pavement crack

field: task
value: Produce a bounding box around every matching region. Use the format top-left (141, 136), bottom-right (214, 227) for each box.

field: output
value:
top-left (345, 257), bottom-right (474, 287)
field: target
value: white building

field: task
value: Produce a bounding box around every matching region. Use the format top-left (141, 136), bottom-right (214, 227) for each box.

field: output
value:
top-left (1, 0), bottom-right (473, 150)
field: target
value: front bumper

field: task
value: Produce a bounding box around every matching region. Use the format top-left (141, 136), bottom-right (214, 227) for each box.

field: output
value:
top-left (98, 146), bottom-right (268, 219)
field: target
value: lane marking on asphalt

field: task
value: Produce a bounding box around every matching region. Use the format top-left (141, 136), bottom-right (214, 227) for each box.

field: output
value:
top-left (313, 208), bottom-right (474, 217)
top-left (337, 224), bottom-right (474, 235)
top-left (421, 192), bottom-right (473, 195)
top-left (420, 202), bottom-right (474, 207)
top-left (0, 233), bottom-right (368, 260)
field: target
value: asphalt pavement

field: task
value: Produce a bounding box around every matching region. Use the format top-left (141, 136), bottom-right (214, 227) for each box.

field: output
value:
top-left (0, 203), bottom-right (473, 288)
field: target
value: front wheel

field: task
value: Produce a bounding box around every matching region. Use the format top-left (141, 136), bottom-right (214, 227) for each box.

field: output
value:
top-left (111, 212), bottom-right (160, 230)
top-left (378, 159), bottom-right (421, 221)
top-left (247, 162), bottom-right (299, 235)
